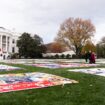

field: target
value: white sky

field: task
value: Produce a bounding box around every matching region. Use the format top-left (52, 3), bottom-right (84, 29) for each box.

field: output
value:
top-left (0, 0), bottom-right (105, 44)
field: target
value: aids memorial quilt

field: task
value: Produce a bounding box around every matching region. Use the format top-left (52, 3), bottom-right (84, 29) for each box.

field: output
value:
top-left (68, 68), bottom-right (105, 76)
top-left (0, 72), bottom-right (78, 93)
top-left (27, 63), bottom-right (99, 69)
top-left (27, 63), bottom-right (61, 68)
top-left (0, 64), bottom-right (22, 71)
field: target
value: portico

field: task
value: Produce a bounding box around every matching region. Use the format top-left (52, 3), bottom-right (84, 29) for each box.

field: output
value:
top-left (0, 27), bottom-right (19, 59)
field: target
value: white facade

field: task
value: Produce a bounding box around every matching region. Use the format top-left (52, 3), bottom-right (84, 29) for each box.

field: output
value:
top-left (0, 27), bottom-right (19, 60)
top-left (43, 50), bottom-right (75, 58)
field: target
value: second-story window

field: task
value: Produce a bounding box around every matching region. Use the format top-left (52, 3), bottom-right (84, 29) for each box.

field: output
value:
top-left (12, 39), bottom-right (15, 44)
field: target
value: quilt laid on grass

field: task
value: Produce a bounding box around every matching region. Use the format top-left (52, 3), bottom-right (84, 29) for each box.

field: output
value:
top-left (68, 68), bottom-right (105, 76)
top-left (27, 63), bottom-right (100, 69)
top-left (0, 64), bottom-right (22, 71)
top-left (27, 63), bottom-right (61, 68)
top-left (0, 72), bottom-right (78, 93)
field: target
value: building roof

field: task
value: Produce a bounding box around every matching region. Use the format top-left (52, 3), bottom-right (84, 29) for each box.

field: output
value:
top-left (0, 27), bottom-right (11, 33)
top-left (0, 27), bottom-right (21, 37)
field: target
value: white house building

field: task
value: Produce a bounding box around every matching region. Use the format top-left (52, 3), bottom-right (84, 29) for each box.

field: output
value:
top-left (0, 27), bottom-right (19, 60)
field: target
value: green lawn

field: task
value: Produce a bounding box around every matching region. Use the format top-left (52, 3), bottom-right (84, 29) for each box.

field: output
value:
top-left (0, 63), bottom-right (105, 105)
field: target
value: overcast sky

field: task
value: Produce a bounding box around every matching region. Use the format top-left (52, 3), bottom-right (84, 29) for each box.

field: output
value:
top-left (0, 0), bottom-right (105, 44)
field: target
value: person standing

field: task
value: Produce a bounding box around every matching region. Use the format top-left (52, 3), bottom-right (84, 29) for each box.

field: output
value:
top-left (84, 51), bottom-right (88, 63)
top-left (90, 52), bottom-right (95, 63)
top-left (87, 51), bottom-right (92, 63)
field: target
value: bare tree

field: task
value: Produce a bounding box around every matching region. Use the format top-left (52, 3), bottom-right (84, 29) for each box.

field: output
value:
top-left (101, 36), bottom-right (105, 44)
top-left (55, 17), bottom-right (95, 56)
top-left (96, 36), bottom-right (105, 58)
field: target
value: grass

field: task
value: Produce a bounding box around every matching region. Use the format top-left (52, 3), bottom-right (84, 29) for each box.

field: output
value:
top-left (0, 63), bottom-right (105, 105)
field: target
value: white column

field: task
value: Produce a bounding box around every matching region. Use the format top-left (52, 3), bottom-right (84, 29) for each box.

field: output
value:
top-left (0, 35), bottom-right (2, 53)
top-left (6, 36), bottom-right (8, 53)
top-left (0, 35), bottom-right (1, 53)
top-left (7, 37), bottom-right (9, 52)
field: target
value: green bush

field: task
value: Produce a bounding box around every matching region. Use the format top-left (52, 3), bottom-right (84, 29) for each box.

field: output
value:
top-left (54, 54), bottom-right (59, 59)
top-left (10, 53), bottom-right (19, 59)
top-left (60, 54), bottom-right (65, 59)
top-left (66, 54), bottom-right (71, 59)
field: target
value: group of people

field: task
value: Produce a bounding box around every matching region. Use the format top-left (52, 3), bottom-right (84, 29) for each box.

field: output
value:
top-left (84, 51), bottom-right (96, 64)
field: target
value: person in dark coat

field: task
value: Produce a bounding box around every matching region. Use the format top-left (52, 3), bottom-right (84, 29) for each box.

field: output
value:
top-left (90, 52), bottom-right (95, 63)
top-left (88, 51), bottom-right (92, 63)
top-left (84, 51), bottom-right (88, 63)
top-left (84, 51), bottom-right (91, 63)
